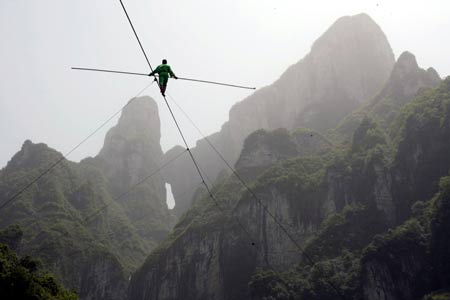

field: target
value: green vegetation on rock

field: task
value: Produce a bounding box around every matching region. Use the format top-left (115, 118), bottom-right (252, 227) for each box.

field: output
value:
top-left (0, 242), bottom-right (78, 300)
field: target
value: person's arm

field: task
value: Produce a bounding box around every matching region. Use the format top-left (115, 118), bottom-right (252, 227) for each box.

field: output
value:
top-left (149, 66), bottom-right (160, 76)
top-left (169, 67), bottom-right (177, 79)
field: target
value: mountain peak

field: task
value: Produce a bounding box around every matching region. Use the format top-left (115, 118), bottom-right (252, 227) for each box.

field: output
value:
top-left (96, 95), bottom-right (164, 193)
top-left (311, 13), bottom-right (392, 55)
top-left (22, 139), bottom-right (33, 149)
top-left (427, 67), bottom-right (440, 79)
top-left (98, 96), bottom-right (161, 159)
top-left (164, 13), bottom-right (396, 216)
top-left (393, 51), bottom-right (419, 75)
top-left (291, 13), bottom-right (394, 130)
top-left (381, 51), bottom-right (441, 105)
top-left (4, 140), bottom-right (63, 173)
top-left (116, 96), bottom-right (160, 141)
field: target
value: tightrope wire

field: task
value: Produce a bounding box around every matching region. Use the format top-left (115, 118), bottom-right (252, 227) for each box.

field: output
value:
top-left (116, 0), bottom-right (265, 253)
top-left (72, 67), bottom-right (256, 90)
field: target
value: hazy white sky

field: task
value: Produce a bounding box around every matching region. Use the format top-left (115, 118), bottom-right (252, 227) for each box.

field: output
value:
top-left (1, 0), bottom-right (449, 167)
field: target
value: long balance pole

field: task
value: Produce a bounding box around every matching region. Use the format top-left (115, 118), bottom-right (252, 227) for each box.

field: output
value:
top-left (71, 67), bottom-right (256, 90)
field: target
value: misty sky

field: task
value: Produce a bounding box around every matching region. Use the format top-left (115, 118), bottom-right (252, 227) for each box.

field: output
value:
top-left (1, 0), bottom-right (449, 168)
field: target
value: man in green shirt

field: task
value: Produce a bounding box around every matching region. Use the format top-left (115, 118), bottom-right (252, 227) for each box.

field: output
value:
top-left (149, 59), bottom-right (178, 96)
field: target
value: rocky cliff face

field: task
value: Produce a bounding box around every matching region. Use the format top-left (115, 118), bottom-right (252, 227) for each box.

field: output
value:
top-left (390, 80), bottom-right (450, 223)
top-left (164, 13), bottom-right (395, 217)
top-left (129, 76), bottom-right (450, 300)
top-left (378, 51), bottom-right (441, 106)
top-left (130, 126), bottom-right (339, 300)
top-left (324, 117), bottom-right (396, 223)
top-left (333, 51), bottom-right (441, 142)
top-left (360, 174), bottom-right (450, 300)
top-left (0, 96), bottom-right (174, 300)
top-left (235, 128), bottom-right (331, 181)
top-left (94, 96), bottom-right (175, 242)
top-left (96, 97), bottom-right (163, 193)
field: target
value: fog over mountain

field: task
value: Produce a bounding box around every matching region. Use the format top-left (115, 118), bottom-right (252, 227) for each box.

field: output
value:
top-left (2, 6), bottom-right (450, 300)
top-left (164, 13), bottom-right (395, 216)
top-left (1, 0), bottom-right (450, 168)
top-left (0, 96), bottom-right (173, 300)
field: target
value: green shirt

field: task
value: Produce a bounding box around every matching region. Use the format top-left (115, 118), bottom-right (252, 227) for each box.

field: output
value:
top-left (152, 64), bottom-right (176, 78)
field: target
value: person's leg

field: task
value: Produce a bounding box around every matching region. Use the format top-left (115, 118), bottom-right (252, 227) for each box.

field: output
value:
top-left (159, 75), bottom-right (168, 95)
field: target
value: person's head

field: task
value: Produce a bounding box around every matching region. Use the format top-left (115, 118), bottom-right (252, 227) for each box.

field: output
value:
top-left (162, 59), bottom-right (167, 64)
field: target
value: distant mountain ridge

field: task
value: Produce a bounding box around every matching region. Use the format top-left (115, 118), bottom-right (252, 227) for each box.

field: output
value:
top-left (164, 13), bottom-right (396, 216)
